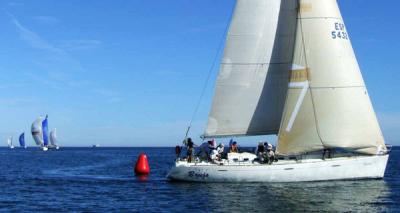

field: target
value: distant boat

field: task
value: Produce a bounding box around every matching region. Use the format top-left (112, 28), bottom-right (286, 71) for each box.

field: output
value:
top-left (92, 144), bottom-right (100, 148)
top-left (31, 116), bottom-right (47, 151)
top-left (6, 136), bottom-right (14, 149)
top-left (42, 115), bottom-right (49, 150)
top-left (49, 128), bottom-right (59, 150)
top-left (19, 133), bottom-right (27, 149)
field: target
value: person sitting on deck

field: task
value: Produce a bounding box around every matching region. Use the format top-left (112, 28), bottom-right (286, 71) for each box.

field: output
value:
top-left (322, 148), bottom-right (332, 160)
top-left (256, 142), bottom-right (266, 163)
top-left (266, 143), bottom-right (275, 164)
top-left (229, 141), bottom-right (238, 153)
top-left (197, 142), bottom-right (211, 161)
top-left (216, 143), bottom-right (225, 160)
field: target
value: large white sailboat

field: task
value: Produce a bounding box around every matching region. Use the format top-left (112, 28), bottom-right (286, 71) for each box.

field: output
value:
top-left (167, 0), bottom-right (390, 182)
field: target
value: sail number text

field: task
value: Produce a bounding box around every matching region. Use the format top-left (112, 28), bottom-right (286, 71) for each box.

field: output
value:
top-left (331, 22), bottom-right (348, 40)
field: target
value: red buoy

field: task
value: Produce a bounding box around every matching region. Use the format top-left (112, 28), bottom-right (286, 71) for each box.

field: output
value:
top-left (134, 153), bottom-right (150, 175)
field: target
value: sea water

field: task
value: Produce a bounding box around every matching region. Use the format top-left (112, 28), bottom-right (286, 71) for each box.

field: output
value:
top-left (0, 147), bottom-right (398, 212)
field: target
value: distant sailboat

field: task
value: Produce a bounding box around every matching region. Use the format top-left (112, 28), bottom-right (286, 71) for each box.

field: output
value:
top-left (31, 116), bottom-right (47, 151)
top-left (6, 136), bottom-right (14, 149)
top-left (49, 128), bottom-right (59, 150)
top-left (42, 115), bottom-right (49, 149)
top-left (19, 133), bottom-right (27, 149)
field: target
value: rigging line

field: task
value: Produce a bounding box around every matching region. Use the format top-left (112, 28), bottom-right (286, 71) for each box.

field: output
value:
top-left (184, 1), bottom-right (237, 140)
top-left (297, 0), bottom-right (325, 146)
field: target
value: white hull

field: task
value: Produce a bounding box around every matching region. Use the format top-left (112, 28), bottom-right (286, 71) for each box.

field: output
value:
top-left (167, 154), bottom-right (389, 182)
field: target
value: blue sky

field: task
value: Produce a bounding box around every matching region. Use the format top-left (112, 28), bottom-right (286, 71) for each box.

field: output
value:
top-left (0, 0), bottom-right (399, 147)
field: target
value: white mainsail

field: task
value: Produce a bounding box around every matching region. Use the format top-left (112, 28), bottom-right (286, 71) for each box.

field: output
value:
top-left (277, 0), bottom-right (386, 155)
top-left (205, 0), bottom-right (298, 137)
top-left (50, 128), bottom-right (57, 146)
top-left (31, 117), bottom-right (44, 146)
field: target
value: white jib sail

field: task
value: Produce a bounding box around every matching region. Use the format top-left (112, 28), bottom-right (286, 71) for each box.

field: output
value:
top-left (31, 117), bottom-right (44, 146)
top-left (277, 0), bottom-right (386, 155)
top-left (205, 0), bottom-right (298, 137)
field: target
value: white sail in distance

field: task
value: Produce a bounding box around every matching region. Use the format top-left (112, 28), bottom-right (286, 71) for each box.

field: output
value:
top-left (205, 0), bottom-right (298, 137)
top-left (31, 117), bottom-right (44, 146)
top-left (277, 0), bottom-right (386, 155)
top-left (6, 137), bottom-right (12, 147)
top-left (50, 128), bottom-right (57, 146)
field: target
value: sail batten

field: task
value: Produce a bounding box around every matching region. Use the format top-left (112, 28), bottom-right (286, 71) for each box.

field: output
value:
top-left (205, 0), bottom-right (298, 137)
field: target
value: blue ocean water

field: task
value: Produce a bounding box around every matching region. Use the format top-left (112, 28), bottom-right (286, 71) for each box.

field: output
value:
top-left (0, 147), bottom-right (398, 212)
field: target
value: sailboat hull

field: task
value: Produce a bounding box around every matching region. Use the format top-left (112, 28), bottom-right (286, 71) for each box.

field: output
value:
top-left (167, 154), bottom-right (389, 182)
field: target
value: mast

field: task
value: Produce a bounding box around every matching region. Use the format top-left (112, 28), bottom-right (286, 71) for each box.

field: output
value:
top-left (204, 0), bottom-right (298, 138)
top-left (277, 0), bottom-right (386, 155)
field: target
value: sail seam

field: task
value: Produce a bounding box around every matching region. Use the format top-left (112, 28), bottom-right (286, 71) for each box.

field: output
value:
top-left (309, 86), bottom-right (366, 89)
top-left (297, 17), bottom-right (341, 20)
top-left (220, 62), bottom-right (292, 65)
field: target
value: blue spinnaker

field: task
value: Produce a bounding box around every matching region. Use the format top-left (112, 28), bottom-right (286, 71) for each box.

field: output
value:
top-left (19, 133), bottom-right (25, 147)
top-left (42, 115), bottom-right (49, 146)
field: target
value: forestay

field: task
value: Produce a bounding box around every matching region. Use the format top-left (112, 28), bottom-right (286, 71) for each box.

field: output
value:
top-left (277, 0), bottom-right (386, 155)
top-left (205, 0), bottom-right (297, 137)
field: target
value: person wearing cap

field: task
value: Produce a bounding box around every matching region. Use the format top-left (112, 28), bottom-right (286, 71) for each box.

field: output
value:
top-left (230, 141), bottom-right (238, 153)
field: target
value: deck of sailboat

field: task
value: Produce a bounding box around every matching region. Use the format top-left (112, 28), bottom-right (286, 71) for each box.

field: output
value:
top-left (168, 154), bottom-right (389, 182)
top-left (175, 154), bottom-right (386, 167)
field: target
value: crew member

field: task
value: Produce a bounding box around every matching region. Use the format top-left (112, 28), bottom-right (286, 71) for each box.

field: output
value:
top-left (256, 142), bottom-right (265, 163)
top-left (266, 143), bottom-right (275, 164)
top-left (185, 138), bottom-right (195, 163)
top-left (175, 145), bottom-right (182, 160)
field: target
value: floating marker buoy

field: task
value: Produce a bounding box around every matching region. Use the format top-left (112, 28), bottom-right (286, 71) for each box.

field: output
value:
top-left (134, 153), bottom-right (150, 175)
